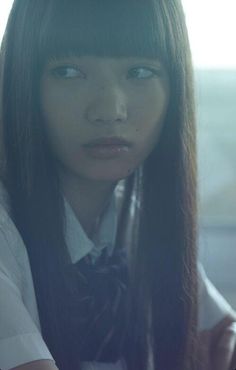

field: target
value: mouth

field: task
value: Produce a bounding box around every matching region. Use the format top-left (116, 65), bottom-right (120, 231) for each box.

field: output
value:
top-left (82, 136), bottom-right (132, 159)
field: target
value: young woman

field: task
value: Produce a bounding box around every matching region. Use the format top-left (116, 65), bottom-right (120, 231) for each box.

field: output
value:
top-left (0, 1), bottom-right (235, 369)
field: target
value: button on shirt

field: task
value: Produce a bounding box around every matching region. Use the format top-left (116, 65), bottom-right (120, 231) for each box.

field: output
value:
top-left (0, 182), bottom-right (235, 370)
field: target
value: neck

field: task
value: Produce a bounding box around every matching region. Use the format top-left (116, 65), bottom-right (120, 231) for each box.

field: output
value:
top-left (60, 169), bottom-right (117, 238)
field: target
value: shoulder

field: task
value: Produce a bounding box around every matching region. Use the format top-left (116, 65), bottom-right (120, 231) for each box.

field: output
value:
top-left (0, 180), bottom-right (30, 284)
top-left (0, 181), bottom-right (55, 369)
top-left (0, 180), bottom-right (30, 256)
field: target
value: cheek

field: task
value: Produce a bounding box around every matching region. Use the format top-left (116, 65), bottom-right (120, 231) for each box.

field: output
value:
top-left (132, 85), bottom-right (169, 154)
top-left (40, 85), bottom-right (87, 159)
top-left (41, 87), bottom-right (80, 133)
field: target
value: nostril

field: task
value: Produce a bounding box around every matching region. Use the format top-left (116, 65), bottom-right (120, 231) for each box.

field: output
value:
top-left (92, 117), bottom-right (127, 125)
top-left (87, 108), bottom-right (128, 125)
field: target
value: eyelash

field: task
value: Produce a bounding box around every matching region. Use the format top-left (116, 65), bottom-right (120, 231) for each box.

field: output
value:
top-left (50, 65), bottom-right (161, 80)
top-left (51, 66), bottom-right (85, 79)
top-left (127, 67), bottom-right (161, 79)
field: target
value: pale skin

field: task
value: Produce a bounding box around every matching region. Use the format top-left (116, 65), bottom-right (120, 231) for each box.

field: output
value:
top-left (40, 56), bottom-right (170, 237)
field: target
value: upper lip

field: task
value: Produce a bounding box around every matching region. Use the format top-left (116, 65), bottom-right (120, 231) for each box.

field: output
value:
top-left (83, 136), bottom-right (132, 147)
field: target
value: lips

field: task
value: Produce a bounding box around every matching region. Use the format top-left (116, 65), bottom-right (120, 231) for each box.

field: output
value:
top-left (83, 136), bottom-right (132, 148)
top-left (82, 136), bottom-right (132, 159)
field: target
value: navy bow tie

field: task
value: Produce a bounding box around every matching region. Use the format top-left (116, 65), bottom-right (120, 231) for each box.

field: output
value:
top-left (62, 247), bottom-right (129, 363)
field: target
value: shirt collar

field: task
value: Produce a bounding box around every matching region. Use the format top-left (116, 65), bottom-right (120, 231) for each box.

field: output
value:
top-left (64, 192), bottom-right (118, 264)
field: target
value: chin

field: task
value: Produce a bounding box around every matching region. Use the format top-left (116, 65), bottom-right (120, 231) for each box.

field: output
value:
top-left (81, 163), bottom-right (136, 182)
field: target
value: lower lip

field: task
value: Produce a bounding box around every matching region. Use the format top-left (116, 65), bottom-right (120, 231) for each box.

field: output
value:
top-left (83, 144), bottom-right (131, 159)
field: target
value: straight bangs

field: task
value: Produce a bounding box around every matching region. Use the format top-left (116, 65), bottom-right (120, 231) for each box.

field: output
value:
top-left (37, 0), bottom-right (169, 65)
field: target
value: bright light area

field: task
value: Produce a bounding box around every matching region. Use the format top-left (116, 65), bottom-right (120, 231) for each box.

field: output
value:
top-left (0, 1), bottom-right (13, 44)
top-left (182, 0), bottom-right (236, 68)
top-left (0, 1), bottom-right (236, 68)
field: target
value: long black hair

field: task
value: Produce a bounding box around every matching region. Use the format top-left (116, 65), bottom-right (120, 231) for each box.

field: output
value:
top-left (1, 0), bottom-right (198, 369)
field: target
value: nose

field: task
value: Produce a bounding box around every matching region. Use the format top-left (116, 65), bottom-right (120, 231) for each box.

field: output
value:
top-left (86, 87), bottom-right (128, 125)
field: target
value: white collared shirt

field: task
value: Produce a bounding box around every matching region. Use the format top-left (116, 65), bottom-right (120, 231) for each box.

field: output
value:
top-left (0, 182), bottom-right (234, 370)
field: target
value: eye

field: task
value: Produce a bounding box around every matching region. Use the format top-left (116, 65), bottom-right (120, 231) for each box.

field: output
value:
top-left (51, 65), bottom-right (85, 79)
top-left (127, 67), bottom-right (161, 79)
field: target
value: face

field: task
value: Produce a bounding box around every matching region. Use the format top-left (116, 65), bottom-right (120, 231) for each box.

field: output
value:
top-left (40, 56), bottom-right (169, 182)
